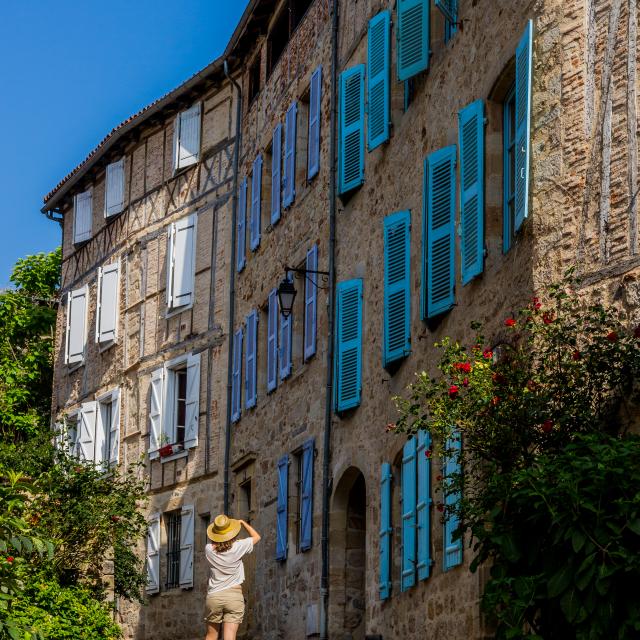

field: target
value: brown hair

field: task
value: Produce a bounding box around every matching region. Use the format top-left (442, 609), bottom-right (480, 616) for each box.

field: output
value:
top-left (212, 539), bottom-right (235, 553)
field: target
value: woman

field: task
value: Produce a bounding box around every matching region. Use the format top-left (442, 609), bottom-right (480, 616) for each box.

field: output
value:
top-left (204, 514), bottom-right (261, 640)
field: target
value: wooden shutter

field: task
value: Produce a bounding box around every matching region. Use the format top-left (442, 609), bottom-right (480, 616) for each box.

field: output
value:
top-left (149, 367), bottom-right (164, 457)
top-left (300, 438), bottom-right (314, 551)
top-left (109, 390), bottom-right (121, 466)
top-left (368, 11), bottom-right (391, 151)
top-left (401, 437), bottom-right (417, 591)
top-left (515, 20), bottom-right (533, 232)
top-left (267, 289), bottom-right (278, 393)
top-left (383, 211), bottom-right (411, 367)
top-left (279, 304), bottom-right (292, 381)
top-left (184, 353), bottom-right (200, 449)
top-left (338, 66), bottom-right (365, 195)
top-left (105, 158), bottom-right (125, 217)
top-left (250, 155), bottom-right (263, 251)
top-left (245, 311), bottom-right (258, 409)
top-left (416, 430), bottom-right (432, 581)
top-left (96, 260), bottom-right (119, 344)
top-left (169, 214), bottom-right (196, 309)
top-left (459, 100), bottom-right (485, 285)
top-left (423, 146), bottom-right (456, 319)
top-left (307, 66), bottom-right (322, 180)
top-left (237, 178), bottom-right (247, 272)
top-left (179, 504), bottom-right (195, 588)
top-left (231, 329), bottom-right (243, 423)
top-left (271, 124), bottom-right (283, 224)
top-left (276, 454), bottom-right (289, 561)
top-left (73, 189), bottom-right (93, 244)
top-left (146, 513), bottom-right (161, 594)
top-left (379, 462), bottom-right (393, 600)
top-left (66, 286), bottom-right (88, 365)
top-left (304, 244), bottom-right (318, 361)
top-left (78, 401), bottom-right (97, 463)
top-left (444, 431), bottom-right (463, 570)
top-left (283, 102), bottom-right (298, 208)
top-left (176, 103), bottom-right (201, 169)
top-left (335, 279), bottom-right (363, 412)
top-left (396, 0), bottom-right (430, 81)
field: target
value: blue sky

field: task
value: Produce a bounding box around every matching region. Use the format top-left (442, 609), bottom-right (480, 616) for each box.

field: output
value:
top-left (0, 0), bottom-right (248, 287)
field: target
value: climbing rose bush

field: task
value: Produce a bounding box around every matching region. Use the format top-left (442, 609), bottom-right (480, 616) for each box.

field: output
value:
top-left (393, 273), bottom-right (640, 639)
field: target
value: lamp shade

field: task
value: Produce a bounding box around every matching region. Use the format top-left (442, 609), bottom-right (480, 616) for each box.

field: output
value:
top-left (277, 277), bottom-right (297, 318)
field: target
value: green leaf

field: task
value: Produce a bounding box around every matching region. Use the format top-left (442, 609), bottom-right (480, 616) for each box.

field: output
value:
top-left (572, 529), bottom-right (586, 553)
top-left (560, 588), bottom-right (580, 622)
top-left (548, 564), bottom-right (573, 598)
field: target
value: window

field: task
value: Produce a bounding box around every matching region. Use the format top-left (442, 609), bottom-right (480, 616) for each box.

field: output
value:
top-left (162, 505), bottom-right (195, 591)
top-left (148, 353), bottom-right (201, 458)
top-left (73, 189), bottom-right (93, 244)
top-left (166, 213), bottom-right (197, 311)
top-left (276, 454), bottom-right (289, 561)
top-left (267, 289), bottom-right (278, 393)
top-left (65, 285), bottom-right (88, 366)
top-left (503, 85), bottom-right (516, 253)
top-left (303, 245), bottom-right (318, 361)
top-left (173, 103), bottom-right (201, 171)
top-left (248, 55), bottom-right (262, 104)
top-left (245, 311), bottom-right (258, 409)
top-left (239, 480), bottom-right (253, 523)
top-left (283, 102), bottom-right (298, 209)
top-left (165, 511), bottom-right (181, 589)
top-left (105, 158), bottom-right (125, 217)
top-left (96, 260), bottom-right (119, 345)
top-left (146, 513), bottom-right (161, 594)
top-left (271, 125), bottom-right (283, 224)
top-left (267, 0), bottom-right (315, 77)
top-left (338, 66), bottom-right (365, 196)
top-left (435, 0), bottom-right (458, 43)
top-left (96, 389), bottom-right (120, 469)
top-left (379, 462), bottom-right (392, 600)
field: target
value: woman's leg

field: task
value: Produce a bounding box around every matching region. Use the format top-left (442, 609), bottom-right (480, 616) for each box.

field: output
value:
top-left (205, 622), bottom-right (221, 640)
top-left (222, 622), bottom-right (240, 640)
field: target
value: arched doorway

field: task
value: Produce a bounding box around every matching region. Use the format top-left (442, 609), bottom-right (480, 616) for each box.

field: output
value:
top-left (329, 467), bottom-right (367, 640)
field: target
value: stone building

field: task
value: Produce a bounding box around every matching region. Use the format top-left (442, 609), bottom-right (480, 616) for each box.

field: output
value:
top-left (41, 0), bottom-right (640, 639)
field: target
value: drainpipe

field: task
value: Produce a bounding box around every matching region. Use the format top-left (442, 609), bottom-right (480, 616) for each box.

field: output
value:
top-left (223, 59), bottom-right (242, 513)
top-left (320, 0), bottom-right (339, 637)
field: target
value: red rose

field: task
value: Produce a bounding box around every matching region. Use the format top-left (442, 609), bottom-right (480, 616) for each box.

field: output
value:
top-left (385, 423), bottom-right (397, 433)
top-left (462, 377), bottom-right (469, 387)
top-left (449, 385), bottom-right (459, 398)
top-left (526, 380), bottom-right (537, 391)
top-left (6, 557), bottom-right (14, 563)
top-left (572, 350), bottom-right (581, 361)
top-left (606, 331), bottom-right (618, 342)
top-left (436, 503), bottom-right (444, 512)
top-left (436, 475), bottom-right (443, 482)
top-left (492, 373), bottom-right (507, 385)
top-left (111, 515), bottom-right (121, 523)
top-left (532, 297), bottom-right (542, 310)
top-left (541, 419), bottom-right (554, 433)
top-left (425, 449), bottom-right (433, 459)
top-left (483, 349), bottom-right (493, 360)
top-left (504, 318), bottom-right (516, 327)
top-left (491, 396), bottom-right (500, 406)
top-left (542, 312), bottom-right (554, 324)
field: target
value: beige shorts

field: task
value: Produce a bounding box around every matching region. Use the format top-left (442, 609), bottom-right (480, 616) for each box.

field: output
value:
top-left (204, 585), bottom-right (245, 625)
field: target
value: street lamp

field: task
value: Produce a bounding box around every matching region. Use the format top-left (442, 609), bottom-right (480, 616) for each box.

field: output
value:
top-left (277, 276), bottom-right (297, 318)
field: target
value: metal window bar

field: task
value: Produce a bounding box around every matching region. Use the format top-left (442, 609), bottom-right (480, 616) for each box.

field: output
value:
top-left (165, 512), bottom-right (181, 589)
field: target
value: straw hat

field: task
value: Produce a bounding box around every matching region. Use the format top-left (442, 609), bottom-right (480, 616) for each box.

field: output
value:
top-left (207, 514), bottom-right (241, 542)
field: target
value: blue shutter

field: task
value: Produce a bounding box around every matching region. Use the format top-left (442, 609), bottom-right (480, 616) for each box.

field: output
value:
top-left (401, 437), bottom-right (417, 591)
top-left (383, 210), bottom-right (411, 367)
top-left (515, 20), bottom-right (533, 232)
top-left (267, 289), bottom-right (278, 393)
top-left (396, 0), bottom-right (430, 81)
top-left (245, 310), bottom-right (258, 409)
top-left (276, 454), bottom-right (289, 561)
top-left (416, 430), bottom-right (432, 581)
top-left (231, 328), bottom-right (243, 422)
top-left (368, 11), bottom-right (391, 151)
top-left (334, 279), bottom-right (363, 412)
top-left (338, 66), bottom-right (365, 195)
top-left (422, 146), bottom-right (456, 319)
top-left (271, 124), bottom-right (282, 224)
top-left (443, 430), bottom-right (463, 570)
top-left (279, 304), bottom-right (292, 381)
top-left (304, 244), bottom-right (318, 361)
top-left (459, 100), bottom-right (485, 285)
top-left (236, 178), bottom-right (247, 272)
top-left (435, 0), bottom-right (458, 42)
top-left (379, 462), bottom-right (393, 600)
top-left (283, 102), bottom-right (298, 208)
top-left (250, 155), bottom-right (262, 251)
top-left (300, 439), bottom-right (314, 551)
top-left (308, 66), bottom-right (322, 180)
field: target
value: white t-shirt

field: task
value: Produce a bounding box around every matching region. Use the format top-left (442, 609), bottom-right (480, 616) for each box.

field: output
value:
top-left (205, 538), bottom-right (254, 594)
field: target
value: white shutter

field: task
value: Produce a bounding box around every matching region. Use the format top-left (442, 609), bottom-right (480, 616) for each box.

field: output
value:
top-left (53, 421), bottom-right (65, 452)
top-left (168, 215), bottom-right (196, 310)
top-left (109, 389), bottom-right (121, 466)
top-left (176, 104), bottom-right (201, 169)
top-left (146, 513), bottom-right (161, 594)
top-left (96, 261), bottom-right (119, 344)
top-left (149, 368), bottom-right (164, 458)
top-left (166, 224), bottom-right (175, 307)
top-left (184, 353), bottom-right (200, 449)
top-left (78, 401), bottom-right (97, 463)
top-left (179, 504), bottom-right (195, 588)
top-left (66, 286), bottom-right (88, 365)
top-left (73, 189), bottom-right (93, 244)
top-left (105, 158), bottom-right (125, 217)
top-left (172, 115), bottom-right (180, 174)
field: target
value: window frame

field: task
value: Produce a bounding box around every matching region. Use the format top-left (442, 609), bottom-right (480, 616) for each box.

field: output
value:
top-left (165, 510), bottom-right (182, 590)
top-left (163, 354), bottom-right (190, 449)
top-left (503, 84), bottom-right (517, 253)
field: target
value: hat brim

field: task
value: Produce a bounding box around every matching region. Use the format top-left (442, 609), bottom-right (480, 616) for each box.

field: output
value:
top-left (207, 518), bottom-right (241, 542)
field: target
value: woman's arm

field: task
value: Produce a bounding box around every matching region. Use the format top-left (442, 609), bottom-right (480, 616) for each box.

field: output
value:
top-left (239, 519), bottom-right (261, 545)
